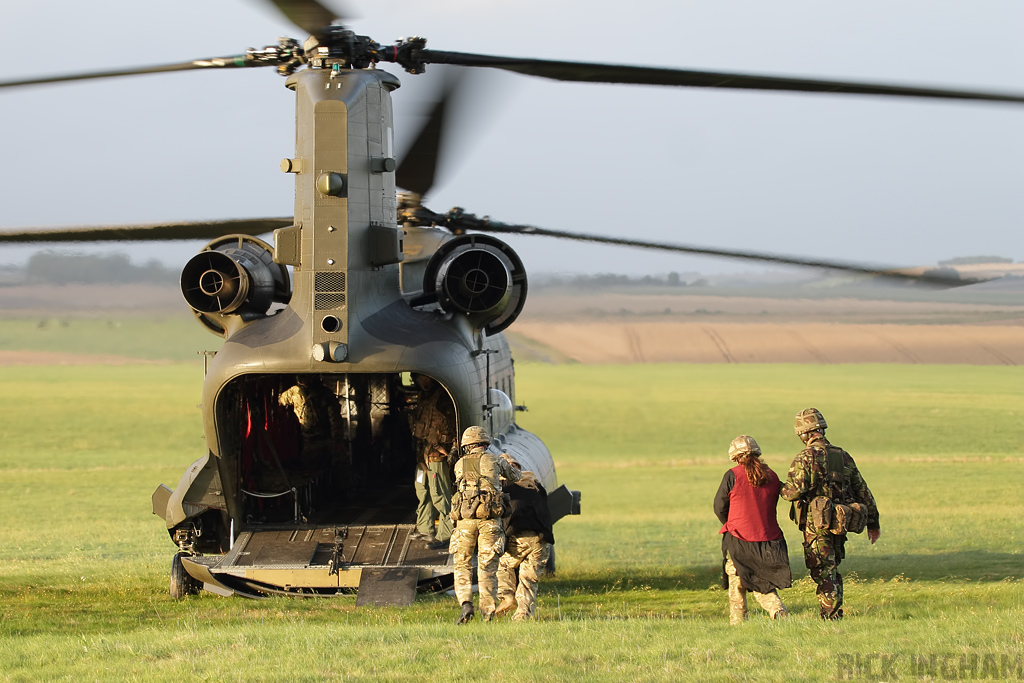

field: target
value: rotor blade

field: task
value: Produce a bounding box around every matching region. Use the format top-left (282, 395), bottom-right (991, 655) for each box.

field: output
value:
top-left (263, 0), bottom-right (344, 35)
top-left (0, 56), bottom-right (260, 90)
top-left (395, 72), bottom-right (464, 197)
top-left (457, 219), bottom-right (977, 287)
top-left (0, 218), bottom-right (293, 243)
top-left (418, 51), bottom-right (1024, 105)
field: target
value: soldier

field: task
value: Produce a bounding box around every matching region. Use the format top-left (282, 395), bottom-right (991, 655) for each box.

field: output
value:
top-left (407, 374), bottom-right (456, 545)
top-left (714, 435), bottom-right (791, 625)
top-left (495, 469), bottom-right (555, 621)
top-left (450, 426), bottom-right (521, 624)
top-left (279, 376), bottom-right (338, 456)
top-left (278, 375), bottom-right (345, 477)
top-left (781, 408), bottom-right (880, 620)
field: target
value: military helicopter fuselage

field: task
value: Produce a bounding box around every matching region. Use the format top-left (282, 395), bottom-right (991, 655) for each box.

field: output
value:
top-left (151, 66), bottom-right (574, 599)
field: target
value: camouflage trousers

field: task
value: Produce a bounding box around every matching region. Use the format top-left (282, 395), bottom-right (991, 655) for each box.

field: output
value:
top-left (414, 460), bottom-right (453, 542)
top-left (803, 530), bottom-right (846, 619)
top-left (725, 556), bottom-right (787, 625)
top-left (450, 518), bottom-right (505, 619)
top-left (497, 531), bottom-right (550, 621)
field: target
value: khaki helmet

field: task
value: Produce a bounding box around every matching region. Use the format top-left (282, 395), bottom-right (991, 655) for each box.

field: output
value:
top-left (500, 452), bottom-right (522, 470)
top-left (461, 425), bottom-right (490, 447)
top-left (794, 408), bottom-right (827, 436)
top-left (728, 435), bottom-right (761, 462)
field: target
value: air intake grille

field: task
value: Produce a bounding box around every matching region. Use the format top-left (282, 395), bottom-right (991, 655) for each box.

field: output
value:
top-left (315, 272), bottom-right (346, 292)
top-left (315, 292), bottom-right (346, 310)
top-left (314, 271), bottom-right (346, 310)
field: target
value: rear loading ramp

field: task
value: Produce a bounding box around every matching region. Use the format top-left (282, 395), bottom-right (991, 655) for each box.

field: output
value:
top-left (182, 523), bottom-right (452, 597)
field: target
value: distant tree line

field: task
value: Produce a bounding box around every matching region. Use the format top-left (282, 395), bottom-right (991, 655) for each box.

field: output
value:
top-left (938, 256), bottom-right (1014, 266)
top-left (24, 251), bottom-right (177, 285)
top-left (534, 272), bottom-right (707, 289)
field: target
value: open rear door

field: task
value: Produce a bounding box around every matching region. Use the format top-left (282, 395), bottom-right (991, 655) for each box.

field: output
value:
top-left (183, 523), bottom-right (451, 598)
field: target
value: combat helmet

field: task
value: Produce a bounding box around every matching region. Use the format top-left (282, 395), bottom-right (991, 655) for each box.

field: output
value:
top-left (794, 408), bottom-right (827, 436)
top-left (500, 452), bottom-right (522, 470)
top-left (728, 435), bottom-right (761, 462)
top-left (461, 425), bottom-right (490, 447)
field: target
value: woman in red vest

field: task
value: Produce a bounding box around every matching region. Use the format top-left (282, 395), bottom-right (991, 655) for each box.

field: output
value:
top-left (713, 435), bottom-right (792, 624)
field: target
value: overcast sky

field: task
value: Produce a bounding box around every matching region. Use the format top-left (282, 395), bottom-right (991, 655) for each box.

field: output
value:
top-left (1, 0), bottom-right (1022, 276)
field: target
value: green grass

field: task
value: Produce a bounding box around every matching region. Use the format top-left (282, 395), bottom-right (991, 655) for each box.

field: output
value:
top-left (0, 315), bottom-right (215, 362)
top-left (513, 363), bottom-right (1021, 465)
top-left (1, 363), bottom-right (1022, 681)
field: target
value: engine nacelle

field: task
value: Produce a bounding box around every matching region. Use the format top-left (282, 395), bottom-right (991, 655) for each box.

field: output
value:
top-left (420, 234), bottom-right (527, 334)
top-left (181, 235), bottom-right (291, 326)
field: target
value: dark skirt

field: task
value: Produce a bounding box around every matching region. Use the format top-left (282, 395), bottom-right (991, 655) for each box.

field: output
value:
top-left (721, 532), bottom-right (793, 594)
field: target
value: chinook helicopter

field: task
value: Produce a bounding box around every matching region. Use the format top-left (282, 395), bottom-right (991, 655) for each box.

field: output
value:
top-left (2, 0), bottom-right (1021, 602)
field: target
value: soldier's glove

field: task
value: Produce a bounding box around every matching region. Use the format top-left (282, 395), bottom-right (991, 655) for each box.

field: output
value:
top-left (447, 441), bottom-right (460, 466)
top-left (517, 471), bottom-right (539, 490)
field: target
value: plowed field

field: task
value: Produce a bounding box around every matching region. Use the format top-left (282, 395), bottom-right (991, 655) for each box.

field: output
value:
top-left (508, 291), bottom-right (1024, 364)
top-left (509, 321), bottom-right (1024, 364)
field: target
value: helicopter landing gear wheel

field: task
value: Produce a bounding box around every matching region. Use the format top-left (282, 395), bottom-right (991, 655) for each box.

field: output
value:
top-left (170, 552), bottom-right (202, 599)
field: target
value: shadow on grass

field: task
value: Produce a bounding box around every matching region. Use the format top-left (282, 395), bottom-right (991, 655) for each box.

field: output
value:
top-left (550, 550), bottom-right (1021, 595)
top-left (549, 566), bottom-right (723, 594)
top-left (840, 550), bottom-right (1022, 582)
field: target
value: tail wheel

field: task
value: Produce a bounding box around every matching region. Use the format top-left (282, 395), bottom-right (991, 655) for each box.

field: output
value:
top-left (170, 552), bottom-right (202, 599)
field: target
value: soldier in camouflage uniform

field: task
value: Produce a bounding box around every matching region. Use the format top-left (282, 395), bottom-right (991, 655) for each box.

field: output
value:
top-left (495, 470), bottom-right (555, 621)
top-left (450, 426), bottom-right (521, 624)
top-left (781, 408), bottom-right (881, 620)
top-left (407, 374), bottom-right (456, 545)
top-left (278, 375), bottom-right (346, 479)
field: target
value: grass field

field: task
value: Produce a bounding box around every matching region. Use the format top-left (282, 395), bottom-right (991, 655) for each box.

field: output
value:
top-left (0, 315), bottom-right (212, 362)
top-left (1, 362), bottom-right (1022, 682)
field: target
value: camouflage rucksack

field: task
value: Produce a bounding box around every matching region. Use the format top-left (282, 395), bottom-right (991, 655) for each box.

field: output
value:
top-left (449, 452), bottom-right (504, 521)
top-left (833, 502), bottom-right (866, 534)
top-left (808, 496), bottom-right (834, 531)
top-left (805, 442), bottom-right (865, 535)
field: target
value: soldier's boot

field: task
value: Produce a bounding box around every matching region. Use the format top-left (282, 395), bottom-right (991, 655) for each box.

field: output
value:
top-left (495, 595), bottom-right (517, 617)
top-left (457, 601), bottom-right (474, 625)
top-left (815, 566), bottom-right (843, 620)
top-left (753, 590), bottom-right (787, 620)
top-left (817, 586), bottom-right (842, 620)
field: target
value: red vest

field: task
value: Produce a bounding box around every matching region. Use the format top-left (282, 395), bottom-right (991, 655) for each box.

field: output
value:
top-left (719, 464), bottom-right (784, 542)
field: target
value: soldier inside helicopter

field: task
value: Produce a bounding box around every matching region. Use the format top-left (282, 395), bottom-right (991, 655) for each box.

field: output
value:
top-left (222, 371), bottom-right (452, 529)
top-left (407, 373), bottom-right (458, 546)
